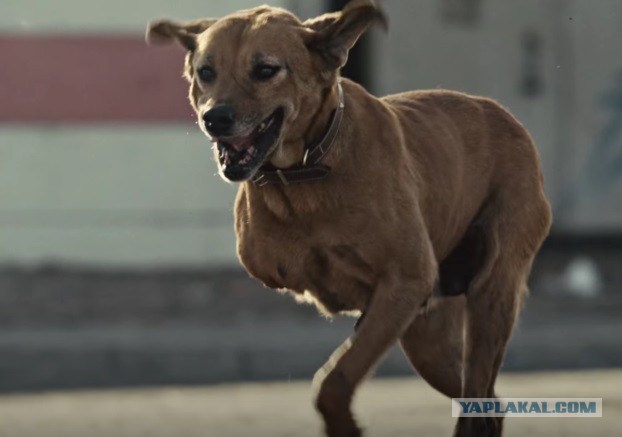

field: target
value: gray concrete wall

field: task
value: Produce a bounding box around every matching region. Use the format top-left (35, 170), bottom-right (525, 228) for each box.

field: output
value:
top-left (1, 256), bottom-right (622, 392)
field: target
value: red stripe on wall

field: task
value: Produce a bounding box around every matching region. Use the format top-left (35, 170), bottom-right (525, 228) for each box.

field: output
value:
top-left (0, 35), bottom-right (194, 123)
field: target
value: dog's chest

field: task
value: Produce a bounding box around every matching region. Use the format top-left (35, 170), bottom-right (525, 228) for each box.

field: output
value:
top-left (236, 221), bottom-right (377, 314)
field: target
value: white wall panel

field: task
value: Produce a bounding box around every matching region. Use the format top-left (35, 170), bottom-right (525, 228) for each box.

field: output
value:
top-left (372, 0), bottom-right (622, 231)
top-left (0, 126), bottom-right (239, 266)
top-left (0, 0), bottom-right (326, 267)
top-left (559, 0), bottom-right (622, 230)
top-left (0, 0), bottom-right (316, 34)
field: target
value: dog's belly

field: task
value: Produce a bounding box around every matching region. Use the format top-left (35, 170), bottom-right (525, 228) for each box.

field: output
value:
top-left (239, 238), bottom-right (377, 315)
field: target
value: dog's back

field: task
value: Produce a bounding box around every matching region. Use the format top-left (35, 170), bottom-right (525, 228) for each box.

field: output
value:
top-left (380, 89), bottom-right (548, 261)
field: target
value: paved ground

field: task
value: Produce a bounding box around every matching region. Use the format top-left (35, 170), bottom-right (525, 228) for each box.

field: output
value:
top-left (0, 370), bottom-right (620, 437)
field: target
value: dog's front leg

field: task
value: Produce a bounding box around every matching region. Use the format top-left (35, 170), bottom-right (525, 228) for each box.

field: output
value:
top-left (313, 272), bottom-right (434, 437)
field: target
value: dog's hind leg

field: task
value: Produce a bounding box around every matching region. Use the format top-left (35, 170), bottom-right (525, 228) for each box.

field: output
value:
top-left (400, 295), bottom-right (464, 398)
top-left (453, 193), bottom-right (551, 437)
top-left (400, 223), bottom-right (489, 399)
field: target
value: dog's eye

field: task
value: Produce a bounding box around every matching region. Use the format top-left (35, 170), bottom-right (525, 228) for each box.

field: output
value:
top-left (197, 66), bottom-right (216, 83)
top-left (252, 64), bottom-right (281, 81)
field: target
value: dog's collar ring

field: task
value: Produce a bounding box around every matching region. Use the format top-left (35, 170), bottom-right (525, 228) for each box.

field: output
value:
top-left (252, 81), bottom-right (344, 186)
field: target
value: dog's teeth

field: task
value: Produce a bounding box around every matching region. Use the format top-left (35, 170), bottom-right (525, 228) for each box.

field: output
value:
top-left (259, 122), bottom-right (266, 131)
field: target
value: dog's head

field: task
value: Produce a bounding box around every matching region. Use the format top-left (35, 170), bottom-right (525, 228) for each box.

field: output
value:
top-left (147, 1), bottom-right (385, 182)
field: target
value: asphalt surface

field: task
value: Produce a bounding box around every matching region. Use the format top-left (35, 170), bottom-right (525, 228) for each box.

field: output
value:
top-left (0, 370), bottom-right (620, 437)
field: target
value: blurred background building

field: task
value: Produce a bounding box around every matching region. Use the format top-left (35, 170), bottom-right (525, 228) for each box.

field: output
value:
top-left (1, 0), bottom-right (621, 392)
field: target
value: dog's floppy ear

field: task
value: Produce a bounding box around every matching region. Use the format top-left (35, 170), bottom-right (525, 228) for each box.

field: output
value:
top-left (302, 0), bottom-right (387, 70)
top-left (146, 18), bottom-right (217, 51)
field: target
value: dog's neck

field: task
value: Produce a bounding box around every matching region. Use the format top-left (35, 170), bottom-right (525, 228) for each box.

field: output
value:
top-left (299, 81), bottom-right (344, 162)
top-left (251, 82), bottom-right (343, 186)
top-left (267, 81), bottom-right (343, 171)
top-left (242, 80), bottom-right (351, 220)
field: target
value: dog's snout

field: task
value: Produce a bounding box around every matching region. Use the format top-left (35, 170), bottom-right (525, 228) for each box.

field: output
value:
top-left (203, 105), bottom-right (236, 137)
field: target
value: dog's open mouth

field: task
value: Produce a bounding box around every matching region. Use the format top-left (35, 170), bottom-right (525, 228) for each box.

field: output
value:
top-left (216, 108), bottom-right (284, 182)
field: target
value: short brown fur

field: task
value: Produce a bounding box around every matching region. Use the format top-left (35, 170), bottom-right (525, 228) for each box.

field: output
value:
top-left (147, 2), bottom-right (552, 436)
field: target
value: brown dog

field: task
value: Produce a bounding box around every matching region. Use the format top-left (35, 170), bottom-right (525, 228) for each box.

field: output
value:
top-left (147, 1), bottom-right (552, 436)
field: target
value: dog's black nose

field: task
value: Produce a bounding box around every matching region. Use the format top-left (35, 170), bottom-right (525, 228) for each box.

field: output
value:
top-left (203, 105), bottom-right (235, 137)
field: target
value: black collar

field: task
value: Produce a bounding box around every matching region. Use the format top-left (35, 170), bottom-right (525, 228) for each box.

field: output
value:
top-left (252, 81), bottom-right (345, 186)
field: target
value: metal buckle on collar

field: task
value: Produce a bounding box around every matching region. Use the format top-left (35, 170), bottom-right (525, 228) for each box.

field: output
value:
top-left (276, 169), bottom-right (289, 185)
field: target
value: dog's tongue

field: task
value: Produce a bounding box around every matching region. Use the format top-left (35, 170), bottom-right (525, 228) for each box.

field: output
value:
top-left (226, 135), bottom-right (254, 152)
